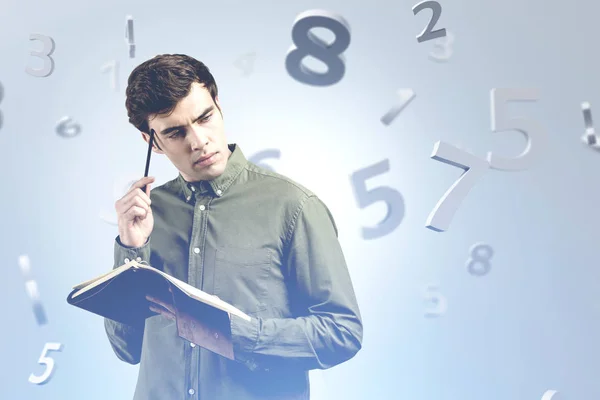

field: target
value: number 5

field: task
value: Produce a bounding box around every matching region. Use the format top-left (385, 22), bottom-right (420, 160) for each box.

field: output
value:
top-left (350, 159), bottom-right (405, 240)
top-left (29, 342), bottom-right (63, 385)
top-left (488, 88), bottom-right (545, 170)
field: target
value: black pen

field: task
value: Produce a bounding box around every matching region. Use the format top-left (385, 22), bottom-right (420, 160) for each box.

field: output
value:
top-left (141, 128), bottom-right (155, 193)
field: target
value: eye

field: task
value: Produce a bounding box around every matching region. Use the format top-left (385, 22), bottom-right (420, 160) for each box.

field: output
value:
top-left (168, 130), bottom-right (183, 139)
top-left (198, 114), bottom-right (212, 123)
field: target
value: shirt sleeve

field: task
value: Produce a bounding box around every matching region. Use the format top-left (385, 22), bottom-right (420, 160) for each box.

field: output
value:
top-left (229, 195), bottom-right (363, 372)
top-left (103, 235), bottom-right (151, 365)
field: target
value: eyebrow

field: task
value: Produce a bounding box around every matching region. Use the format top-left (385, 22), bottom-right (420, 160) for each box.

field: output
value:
top-left (159, 105), bottom-right (214, 135)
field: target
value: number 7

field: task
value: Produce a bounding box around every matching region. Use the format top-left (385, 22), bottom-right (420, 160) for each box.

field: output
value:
top-left (426, 141), bottom-right (489, 232)
top-left (29, 342), bottom-right (63, 385)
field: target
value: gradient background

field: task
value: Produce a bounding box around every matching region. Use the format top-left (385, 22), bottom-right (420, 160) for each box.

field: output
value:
top-left (0, 0), bottom-right (596, 399)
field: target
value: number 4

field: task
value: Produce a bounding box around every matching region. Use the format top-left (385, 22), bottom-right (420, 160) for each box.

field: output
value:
top-left (29, 342), bottom-right (63, 385)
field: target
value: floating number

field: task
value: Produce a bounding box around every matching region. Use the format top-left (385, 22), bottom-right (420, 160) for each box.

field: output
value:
top-left (125, 15), bottom-right (135, 58)
top-left (101, 60), bottom-right (119, 92)
top-left (581, 101), bottom-right (599, 148)
top-left (424, 284), bottom-right (447, 317)
top-left (29, 342), bottom-right (63, 385)
top-left (488, 88), bottom-right (545, 171)
top-left (426, 141), bottom-right (489, 232)
top-left (56, 116), bottom-right (81, 138)
top-left (0, 81), bottom-right (3, 130)
top-left (381, 88), bottom-right (416, 126)
top-left (18, 255), bottom-right (48, 325)
top-left (26, 34), bottom-right (55, 77)
top-left (541, 390), bottom-right (560, 400)
top-left (100, 174), bottom-right (140, 225)
top-left (413, 1), bottom-right (446, 43)
top-left (234, 52), bottom-right (256, 76)
top-left (429, 30), bottom-right (454, 62)
top-left (350, 159), bottom-right (405, 240)
top-left (248, 149), bottom-right (281, 172)
top-left (466, 243), bottom-right (493, 277)
top-left (285, 9), bottom-right (351, 86)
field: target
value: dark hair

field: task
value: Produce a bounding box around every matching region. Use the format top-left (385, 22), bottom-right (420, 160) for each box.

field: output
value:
top-left (125, 54), bottom-right (220, 150)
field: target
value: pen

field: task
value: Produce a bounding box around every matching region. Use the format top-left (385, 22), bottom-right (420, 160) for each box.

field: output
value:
top-left (141, 128), bottom-right (155, 193)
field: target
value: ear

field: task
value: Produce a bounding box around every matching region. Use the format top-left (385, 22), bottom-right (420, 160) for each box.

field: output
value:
top-left (141, 131), bottom-right (164, 154)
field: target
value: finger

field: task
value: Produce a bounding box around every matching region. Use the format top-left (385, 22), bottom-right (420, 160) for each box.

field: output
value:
top-left (149, 305), bottom-right (176, 321)
top-left (146, 295), bottom-right (176, 314)
top-left (119, 195), bottom-right (151, 214)
top-left (127, 176), bottom-right (155, 195)
top-left (124, 205), bottom-right (150, 221)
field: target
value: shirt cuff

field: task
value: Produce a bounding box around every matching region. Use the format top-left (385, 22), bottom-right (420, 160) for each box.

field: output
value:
top-left (230, 314), bottom-right (260, 371)
top-left (114, 235), bottom-right (151, 267)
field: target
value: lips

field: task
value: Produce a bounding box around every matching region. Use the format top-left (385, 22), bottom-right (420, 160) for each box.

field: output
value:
top-left (194, 152), bottom-right (215, 164)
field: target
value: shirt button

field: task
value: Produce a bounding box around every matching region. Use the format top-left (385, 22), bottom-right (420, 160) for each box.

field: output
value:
top-left (186, 195), bottom-right (191, 201)
top-left (191, 186), bottom-right (196, 192)
top-left (193, 247), bottom-right (200, 254)
top-left (216, 189), bottom-right (222, 195)
top-left (199, 205), bottom-right (205, 210)
top-left (124, 258), bottom-right (130, 263)
top-left (188, 388), bottom-right (195, 395)
top-left (190, 342), bottom-right (196, 347)
top-left (135, 256), bottom-right (141, 262)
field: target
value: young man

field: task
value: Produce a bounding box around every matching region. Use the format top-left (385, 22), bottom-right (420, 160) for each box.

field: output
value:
top-left (104, 54), bottom-right (363, 400)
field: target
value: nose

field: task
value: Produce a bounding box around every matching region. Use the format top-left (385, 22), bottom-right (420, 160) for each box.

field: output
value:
top-left (189, 124), bottom-right (208, 151)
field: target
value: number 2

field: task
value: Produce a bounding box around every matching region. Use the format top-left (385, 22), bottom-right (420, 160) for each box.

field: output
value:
top-left (350, 159), bottom-right (405, 240)
top-left (426, 141), bottom-right (489, 232)
top-left (412, 1), bottom-right (446, 43)
top-left (29, 342), bottom-right (63, 385)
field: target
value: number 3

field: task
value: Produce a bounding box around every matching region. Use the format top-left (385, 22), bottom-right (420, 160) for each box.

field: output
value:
top-left (26, 34), bottom-right (55, 77)
top-left (29, 342), bottom-right (63, 385)
top-left (350, 159), bottom-right (405, 240)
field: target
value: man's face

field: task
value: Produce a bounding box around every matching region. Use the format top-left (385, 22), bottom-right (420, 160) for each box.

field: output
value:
top-left (143, 82), bottom-right (231, 182)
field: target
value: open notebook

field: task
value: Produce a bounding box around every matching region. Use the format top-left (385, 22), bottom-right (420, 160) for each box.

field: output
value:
top-left (66, 259), bottom-right (251, 326)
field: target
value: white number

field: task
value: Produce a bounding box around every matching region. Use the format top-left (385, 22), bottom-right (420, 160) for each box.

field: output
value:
top-left (424, 284), bottom-right (446, 317)
top-left (381, 88), bottom-right (416, 126)
top-left (488, 88), bottom-right (545, 170)
top-left (429, 30), bottom-right (454, 62)
top-left (26, 34), bottom-right (55, 77)
top-left (125, 16), bottom-right (135, 58)
top-left (234, 52), bottom-right (256, 76)
top-left (29, 342), bottom-right (63, 385)
top-left (248, 149), bottom-right (281, 172)
top-left (350, 159), bottom-right (405, 239)
top-left (426, 141), bottom-right (489, 232)
top-left (101, 60), bottom-right (119, 92)
top-left (55, 116), bottom-right (82, 138)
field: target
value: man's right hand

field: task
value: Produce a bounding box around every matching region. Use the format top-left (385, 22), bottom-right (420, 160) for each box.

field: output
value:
top-left (116, 176), bottom-right (155, 248)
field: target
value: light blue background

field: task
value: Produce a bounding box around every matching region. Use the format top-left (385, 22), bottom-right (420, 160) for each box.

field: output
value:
top-left (0, 0), bottom-right (597, 399)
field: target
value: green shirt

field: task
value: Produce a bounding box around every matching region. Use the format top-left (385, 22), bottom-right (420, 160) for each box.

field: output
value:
top-left (104, 143), bottom-right (363, 399)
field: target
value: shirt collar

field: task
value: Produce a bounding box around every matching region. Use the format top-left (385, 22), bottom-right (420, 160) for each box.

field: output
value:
top-left (177, 143), bottom-right (247, 201)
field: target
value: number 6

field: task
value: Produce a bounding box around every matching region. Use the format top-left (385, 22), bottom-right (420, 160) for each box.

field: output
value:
top-left (29, 342), bottom-right (63, 385)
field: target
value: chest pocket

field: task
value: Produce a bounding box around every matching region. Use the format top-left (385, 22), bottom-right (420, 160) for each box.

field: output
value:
top-left (214, 247), bottom-right (271, 314)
